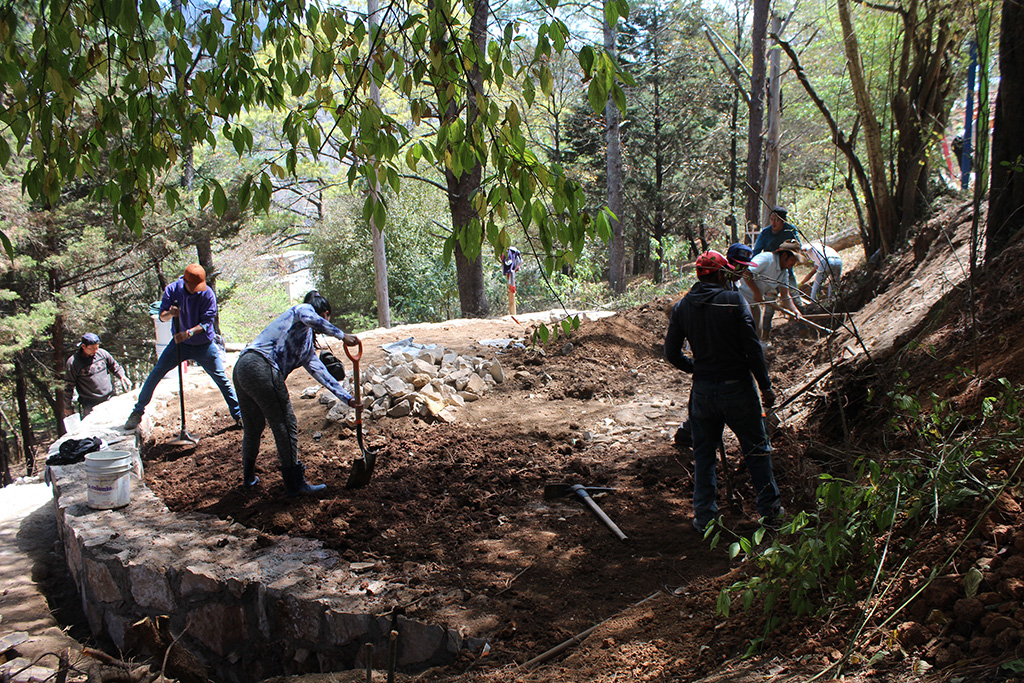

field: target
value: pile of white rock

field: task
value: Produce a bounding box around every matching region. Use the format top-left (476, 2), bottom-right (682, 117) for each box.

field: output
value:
top-left (301, 340), bottom-right (505, 424)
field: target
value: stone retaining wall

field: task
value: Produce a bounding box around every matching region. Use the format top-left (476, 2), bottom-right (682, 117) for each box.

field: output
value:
top-left (48, 399), bottom-right (467, 681)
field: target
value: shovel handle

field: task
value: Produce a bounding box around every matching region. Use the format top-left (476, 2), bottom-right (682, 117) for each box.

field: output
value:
top-left (573, 485), bottom-right (628, 542)
top-left (343, 337), bottom-right (364, 363)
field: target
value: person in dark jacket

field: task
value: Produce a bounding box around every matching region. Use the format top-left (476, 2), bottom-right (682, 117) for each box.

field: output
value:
top-left (664, 251), bottom-right (783, 532)
top-left (64, 333), bottom-right (130, 417)
top-left (673, 243), bottom-right (759, 451)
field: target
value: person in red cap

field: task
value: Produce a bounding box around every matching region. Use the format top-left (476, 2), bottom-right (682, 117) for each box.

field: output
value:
top-left (124, 264), bottom-right (241, 430)
top-left (672, 242), bottom-right (760, 450)
top-left (664, 251), bottom-right (783, 532)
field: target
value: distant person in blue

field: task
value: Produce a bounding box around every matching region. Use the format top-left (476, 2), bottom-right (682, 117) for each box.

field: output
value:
top-left (752, 206), bottom-right (799, 256)
top-left (233, 291), bottom-right (360, 496)
top-left (124, 264), bottom-right (241, 430)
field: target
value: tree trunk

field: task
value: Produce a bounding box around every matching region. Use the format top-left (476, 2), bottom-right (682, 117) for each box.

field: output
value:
top-left (652, 20), bottom-right (665, 285)
top-left (446, 0), bottom-right (490, 318)
top-left (730, 90), bottom-right (739, 242)
top-left (744, 0), bottom-right (769, 227)
top-left (53, 311), bottom-right (67, 437)
top-left (195, 235), bottom-right (223, 333)
top-left (987, 0), bottom-right (1024, 263)
top-left (49, 221), bottom-right (67, 438)
top-left (605, 9), bottom-right (625, 294)
top-left (369, 0), bottom-right (391, 328)
top-left (836, 0), bottom-right (895, 256)
top-left (0, 423), bottom-right (12, 486)
top-left (0, 404), bottom-right (22, 475)
top-left (762, 13), bottom-right (782, 226)
top-left (14, 360), bottom-right (35, 477)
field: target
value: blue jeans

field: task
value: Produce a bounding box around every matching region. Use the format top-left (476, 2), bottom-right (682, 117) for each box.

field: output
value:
top-left (133, 340), bottom-right (240, 420)
top-left (689, 378), bottom-right (780, 528)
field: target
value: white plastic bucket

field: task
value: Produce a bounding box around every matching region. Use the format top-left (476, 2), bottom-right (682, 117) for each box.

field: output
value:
top-left (153, 314), bottom-right (172, 359)
top-left (85, 450), bottom-right (133, 509)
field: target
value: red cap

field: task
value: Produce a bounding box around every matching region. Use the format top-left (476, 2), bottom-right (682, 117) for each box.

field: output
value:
top-left (695, 251), bottom-right (734, 277)
top-left (183, 264), bottom-right (208, 292)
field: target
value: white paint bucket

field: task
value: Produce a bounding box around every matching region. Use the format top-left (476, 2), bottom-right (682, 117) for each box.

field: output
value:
top-left (85, 450), bottom-right (133, 509)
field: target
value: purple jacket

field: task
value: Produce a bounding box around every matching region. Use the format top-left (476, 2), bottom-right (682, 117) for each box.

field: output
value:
top-left (160, 278), bottom-right (217, 346)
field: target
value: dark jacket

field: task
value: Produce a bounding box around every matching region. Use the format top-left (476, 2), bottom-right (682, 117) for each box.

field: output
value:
top-left (664, 281), bottom-right (772, 396)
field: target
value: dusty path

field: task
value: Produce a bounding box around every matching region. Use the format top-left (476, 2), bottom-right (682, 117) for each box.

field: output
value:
top-left (0, 479), bottom-right (87, 679)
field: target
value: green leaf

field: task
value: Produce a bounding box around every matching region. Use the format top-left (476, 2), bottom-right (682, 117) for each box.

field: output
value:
top-left (0, 230), bottom-right (12, 259)
top-left (540, 65), bottom-right (553, 97)
top-left (716, 590), bottom-right (731, 617)
top-left (604, 2), bottom-right (618, 28)
top-left (587, 78), bottom-right (607, 114)
top-left (579, 46), bottom-right (595, 74)
top-left (212, 183), bottom-right (227, 216)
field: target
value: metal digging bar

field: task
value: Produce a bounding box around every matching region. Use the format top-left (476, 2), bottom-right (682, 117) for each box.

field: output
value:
top-left (344, 338), bottom-right (381, 489)
top-left (544, 483), bottom-right (628, 542)
top-left (167, 338), bottom-right (198, 447)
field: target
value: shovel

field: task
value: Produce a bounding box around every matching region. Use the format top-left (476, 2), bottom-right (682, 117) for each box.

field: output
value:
top-left (344, 338), bottom-right (380, 489)
top-left (167, 338), bottom-right (198, 447)
top-left (544, 483), bottom-right (628, 542)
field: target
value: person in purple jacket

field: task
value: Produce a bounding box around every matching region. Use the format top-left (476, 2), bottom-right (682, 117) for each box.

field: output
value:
top-left (124, 264), bottom-right (241, 430)
top-left (233, 291), bottom-right (360, 496)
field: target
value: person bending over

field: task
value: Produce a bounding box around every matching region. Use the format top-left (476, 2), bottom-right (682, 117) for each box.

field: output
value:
top-left (233, 291), bottom-right (360, 496)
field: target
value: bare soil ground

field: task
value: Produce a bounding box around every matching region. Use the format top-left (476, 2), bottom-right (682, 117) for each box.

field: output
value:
top-left (138, 202), bottom-right (1024, 683)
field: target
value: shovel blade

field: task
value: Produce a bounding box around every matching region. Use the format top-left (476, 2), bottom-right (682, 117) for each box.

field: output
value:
top-left (345, 452), bottom-right (377, 489)
top-left (167, 430), bottom-right (198, 447)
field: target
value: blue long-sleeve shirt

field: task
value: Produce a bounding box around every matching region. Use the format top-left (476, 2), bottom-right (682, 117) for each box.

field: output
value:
top-left (245, 303), bottom-right (353, 402)
top-left (752, 222), bottom-right (799, 255)
top-left (160, 279), bottom-right (217, 345)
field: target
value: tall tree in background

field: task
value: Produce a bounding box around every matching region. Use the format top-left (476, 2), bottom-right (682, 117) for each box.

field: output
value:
top-left (0, 0), bottom-right (628, 320)
top-left (744, 0), bottom-right (769, 229)
top-left (987, 0), bottom-right (1024, 263)
top-left (605, 0), bottom-right (627, 293)
top-left (619, 0), bottom-right (733, 279)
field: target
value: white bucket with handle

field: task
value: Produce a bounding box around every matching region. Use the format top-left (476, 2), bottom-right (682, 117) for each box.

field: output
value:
top-left (85, 450), bottom-right (133, 509)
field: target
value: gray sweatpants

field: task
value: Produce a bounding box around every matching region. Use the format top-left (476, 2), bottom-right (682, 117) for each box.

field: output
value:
top-left (233, 350), bottom-right (298, 469)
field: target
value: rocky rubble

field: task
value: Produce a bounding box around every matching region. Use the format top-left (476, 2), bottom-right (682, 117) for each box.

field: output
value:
top-left (301, 341), bottom-right (505, 424)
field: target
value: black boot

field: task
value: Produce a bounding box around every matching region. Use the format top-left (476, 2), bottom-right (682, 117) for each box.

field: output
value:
top-left (242, 457), bottom-right (259, 488)
top-left (282, 463), bottom-right (325, 497)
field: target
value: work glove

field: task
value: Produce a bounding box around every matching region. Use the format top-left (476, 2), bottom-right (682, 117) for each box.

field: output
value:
top-left (320, 350), bottom-right (346, 382)
top-left (762, 388), bottom-right (776, 410)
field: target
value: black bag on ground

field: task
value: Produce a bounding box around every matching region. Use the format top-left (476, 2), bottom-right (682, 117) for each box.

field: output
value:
top-left (47, 436), bottom-right (102, 466)
top-left (320, 350), bottom-right (346, 382)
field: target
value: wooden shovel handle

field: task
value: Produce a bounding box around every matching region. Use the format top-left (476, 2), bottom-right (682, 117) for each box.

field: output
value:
top-left (343, 337), bottom-right (363, 363)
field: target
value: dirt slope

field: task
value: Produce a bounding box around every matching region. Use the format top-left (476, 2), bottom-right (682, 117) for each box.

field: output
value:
top-left (138, 200), bottom-right (1024, 683)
